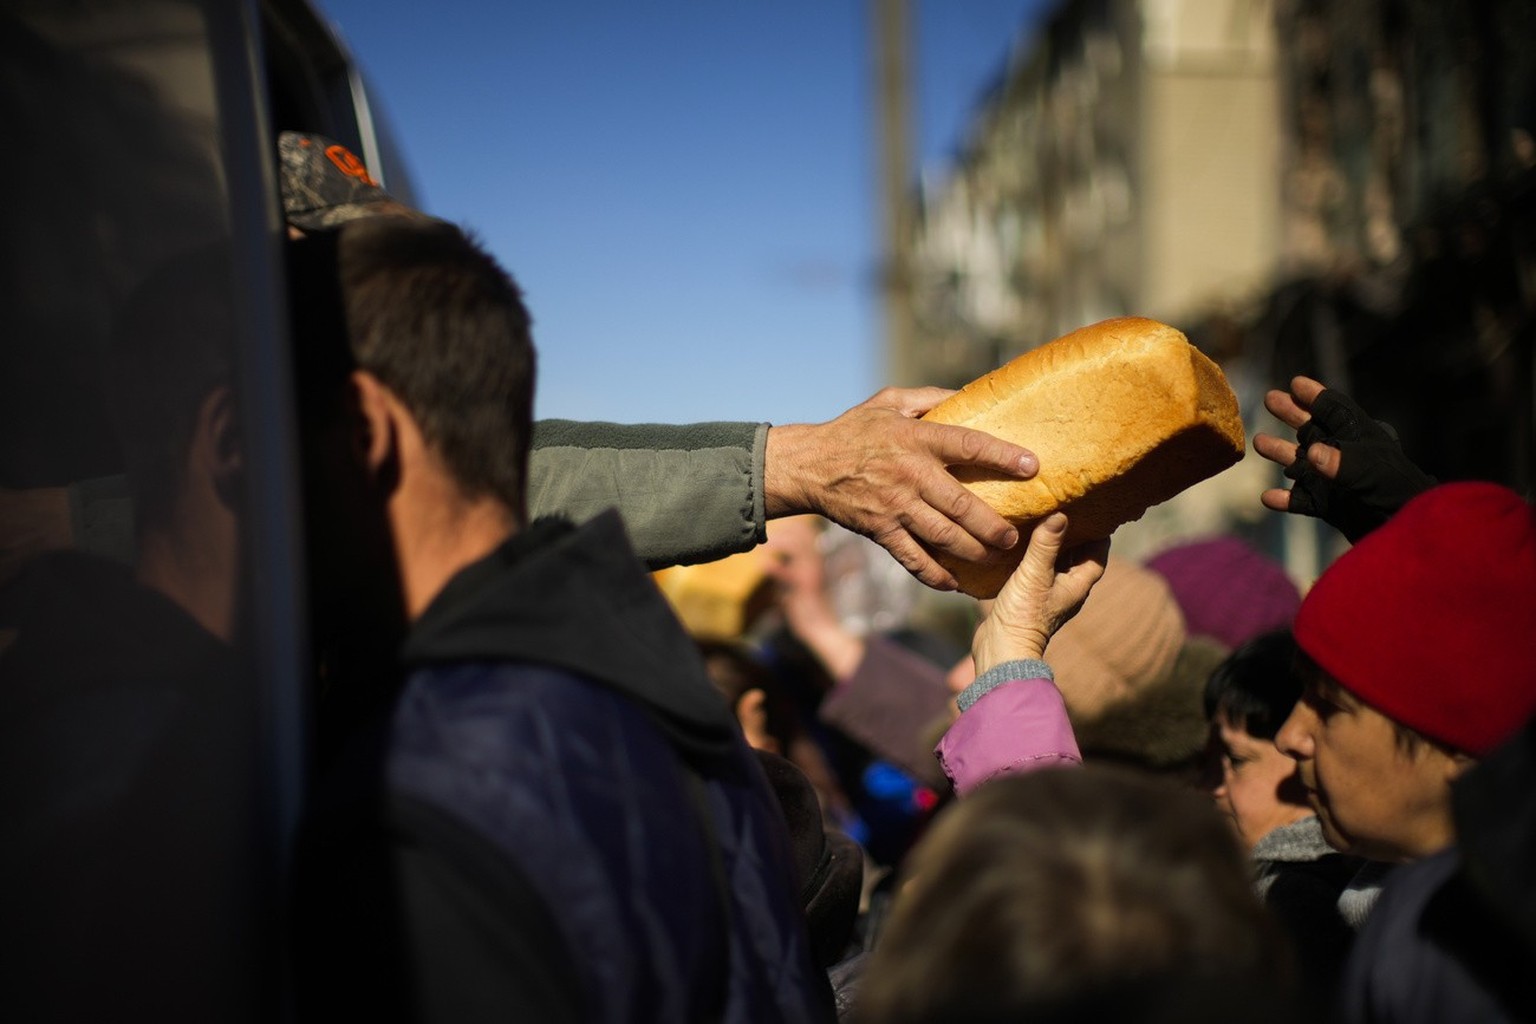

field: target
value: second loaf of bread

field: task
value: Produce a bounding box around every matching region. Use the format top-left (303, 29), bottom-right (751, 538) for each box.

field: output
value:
top-left (921, 316), bottom-right (1246, 598)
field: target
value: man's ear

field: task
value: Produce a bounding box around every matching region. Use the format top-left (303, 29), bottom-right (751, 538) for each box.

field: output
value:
top-left (734, 688), bottom-right (777, 754)
top-left (348, 370), bottom-right (400, 476)
top-left (196, 385), bottom-right (242, 508)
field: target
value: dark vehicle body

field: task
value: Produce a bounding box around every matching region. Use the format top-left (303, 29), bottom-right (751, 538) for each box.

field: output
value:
top-left (0, 1), bottom-right (411, 1016)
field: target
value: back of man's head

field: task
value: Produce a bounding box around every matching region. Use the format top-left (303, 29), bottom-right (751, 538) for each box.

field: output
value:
top-left (336, 215), bottom-right (535, 512)
top-left (109, 246), bottom-right (234, 535)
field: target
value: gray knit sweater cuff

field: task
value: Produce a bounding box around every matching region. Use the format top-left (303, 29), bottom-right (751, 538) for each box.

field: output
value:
top-left (956, 659), bottom-right (1054, 713)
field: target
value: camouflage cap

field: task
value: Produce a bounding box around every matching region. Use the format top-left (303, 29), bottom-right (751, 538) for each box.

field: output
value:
top-left (279, 131), bottom-right (400, 230)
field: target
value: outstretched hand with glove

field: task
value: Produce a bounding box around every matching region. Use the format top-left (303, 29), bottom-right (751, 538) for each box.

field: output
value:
top-left (1253, 376), bottom-right (1437, 542)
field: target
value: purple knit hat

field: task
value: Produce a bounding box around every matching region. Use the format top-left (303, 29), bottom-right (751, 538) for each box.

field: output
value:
top-left (1145, 536), bottom-right (1300, 650)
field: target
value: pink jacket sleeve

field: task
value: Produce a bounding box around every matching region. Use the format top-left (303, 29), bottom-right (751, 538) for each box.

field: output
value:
top-left (934, 671), bottom-right (1081, 797)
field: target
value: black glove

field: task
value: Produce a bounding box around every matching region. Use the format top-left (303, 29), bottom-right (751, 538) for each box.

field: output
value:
top-left (1282, 388), bottom-right (1437, 542)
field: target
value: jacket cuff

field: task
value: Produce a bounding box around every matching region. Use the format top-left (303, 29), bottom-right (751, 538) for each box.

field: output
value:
top-left (750, 422), bottom-right (770, 545)
top-left (956, 659), bottom-right (1053, 713)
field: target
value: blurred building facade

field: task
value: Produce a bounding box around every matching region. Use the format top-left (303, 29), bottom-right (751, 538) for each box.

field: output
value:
top-left (898, 0), bottom-right (1536, 569)
top-left (1259, 0), bottom-right (1536, 495)
top-left (902, 0), bottom-right (1280, 389)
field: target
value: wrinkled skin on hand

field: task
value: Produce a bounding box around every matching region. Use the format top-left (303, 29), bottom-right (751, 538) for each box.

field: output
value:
top-left (764, 386), bottom-right (1038, 591)
top-left (970, 513), bottom-right (1109, 676)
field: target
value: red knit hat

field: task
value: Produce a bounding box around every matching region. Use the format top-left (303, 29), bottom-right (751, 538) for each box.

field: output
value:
top-left (1293, 482), bottom-right (1536, 756)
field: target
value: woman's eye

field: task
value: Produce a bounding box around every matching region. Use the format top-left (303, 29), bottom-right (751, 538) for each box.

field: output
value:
top-left (1304, 688), bottom-right (1341, 719)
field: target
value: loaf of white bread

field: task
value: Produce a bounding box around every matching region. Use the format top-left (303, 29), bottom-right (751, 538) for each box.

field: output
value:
top-left (921, 316), bottom-right (1246, 597)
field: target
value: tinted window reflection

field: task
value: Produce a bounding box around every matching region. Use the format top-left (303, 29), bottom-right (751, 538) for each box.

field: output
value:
top-left (0, 2), bottom-right (263, 1018)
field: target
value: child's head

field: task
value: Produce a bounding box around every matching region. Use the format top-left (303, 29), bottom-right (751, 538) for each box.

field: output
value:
top-left (1202, 630), bottom-right (1312, 850)
top-left (697, 639), bottom-right (793, 755)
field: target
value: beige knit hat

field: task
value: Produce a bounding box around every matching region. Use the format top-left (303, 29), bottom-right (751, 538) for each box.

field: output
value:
top-left (1072, 636), bottom-right (1231, 773)
top-left (1046, 556), bottom-right (1188, 723)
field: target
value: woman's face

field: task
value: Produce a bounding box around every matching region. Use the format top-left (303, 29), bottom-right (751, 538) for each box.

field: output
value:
top-left (1211, 714), bottom-right (1311, 851)
top-left (1275, 677), bottom-right (1464, 861)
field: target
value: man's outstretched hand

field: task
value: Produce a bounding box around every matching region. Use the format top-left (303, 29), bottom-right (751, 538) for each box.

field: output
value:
top-left (764, 386), bottom-right (1038, 590)
top-left (971, 513), bottom-right (1108, 676)
top-left (1253, 376), bottom-right (1435, 542)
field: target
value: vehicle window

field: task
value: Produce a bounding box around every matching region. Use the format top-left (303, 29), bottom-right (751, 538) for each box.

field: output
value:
top-left (0, 2), bottom-right (292, 1017)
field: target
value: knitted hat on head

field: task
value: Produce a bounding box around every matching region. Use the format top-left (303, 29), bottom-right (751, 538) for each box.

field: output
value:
top-left (1294, 482), bottom-right (1536, 757)
top-left (1047, 557), bottom-right (1188, 724)
top-left (1074, 636), bottom-right (1232, 774)
top-left (1146, 536), bottom-right (1301, 649)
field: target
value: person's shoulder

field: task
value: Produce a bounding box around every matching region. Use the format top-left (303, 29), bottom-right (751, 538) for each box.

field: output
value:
top-left (400, 659), bottom-right (617, 721)
top-left (1341, 848), bottom-right (1526, 1024)
top-left (391, 661), bottom-right (649, 782)
top-left (1369, 848), bottom-right (1461, 920)
top-left (1346, 850), bottom-right (1459, 972)
top-left (394, 658), bottom-right (733, 795)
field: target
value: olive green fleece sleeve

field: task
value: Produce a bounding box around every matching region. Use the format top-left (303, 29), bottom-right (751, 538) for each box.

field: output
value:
top-left (527, 420), bottom-right (769, 569)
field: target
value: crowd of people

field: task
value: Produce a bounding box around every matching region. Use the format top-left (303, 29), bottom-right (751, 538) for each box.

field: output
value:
top-left (2, 131), bottom-right (1535, 1023)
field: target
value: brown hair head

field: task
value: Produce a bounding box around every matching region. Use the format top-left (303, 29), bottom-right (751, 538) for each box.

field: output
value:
top-left (337, 215), bottom-right (536, 515)
top-left (855, 766), bottom-right (1291, 1023)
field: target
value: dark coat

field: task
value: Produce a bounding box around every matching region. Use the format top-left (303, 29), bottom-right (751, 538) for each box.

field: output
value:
top-left (297, 512), bottom-right (832, 1023)
top-left (1252, 815), bottom-right (1365, 1009)
top-left (0, 552), bottom-right (253, 1021)
top-left (1339, 847), bottom-right (1532, 1024)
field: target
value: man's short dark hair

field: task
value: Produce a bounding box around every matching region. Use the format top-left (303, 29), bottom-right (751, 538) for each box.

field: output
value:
top-left (337, 215), bottom-right (535, 512)
top-left (1203, 629), bottom-right (1301, 740)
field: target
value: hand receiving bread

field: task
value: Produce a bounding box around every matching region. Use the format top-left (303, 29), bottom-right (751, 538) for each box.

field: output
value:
top-left (970, 513), bottom-right (1109, 676)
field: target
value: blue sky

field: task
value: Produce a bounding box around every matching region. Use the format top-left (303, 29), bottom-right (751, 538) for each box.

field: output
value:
top-left (315, 1), bottom-right (1051, 426)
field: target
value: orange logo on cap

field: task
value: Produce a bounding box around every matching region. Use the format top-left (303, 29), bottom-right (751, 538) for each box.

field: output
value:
top-left (325, 144), bottom-right (378, 187)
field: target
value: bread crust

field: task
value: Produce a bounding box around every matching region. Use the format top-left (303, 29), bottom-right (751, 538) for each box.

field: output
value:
top-left (921, 317), bottom-right (1246, 597)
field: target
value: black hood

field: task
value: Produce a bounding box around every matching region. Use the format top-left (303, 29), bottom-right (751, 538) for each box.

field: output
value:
top-left (401, 511), bottom-right (739, 765)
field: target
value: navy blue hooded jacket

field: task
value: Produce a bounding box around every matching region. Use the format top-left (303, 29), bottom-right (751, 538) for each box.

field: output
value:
top-left (298, 511), bottom-right (832, 1023)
